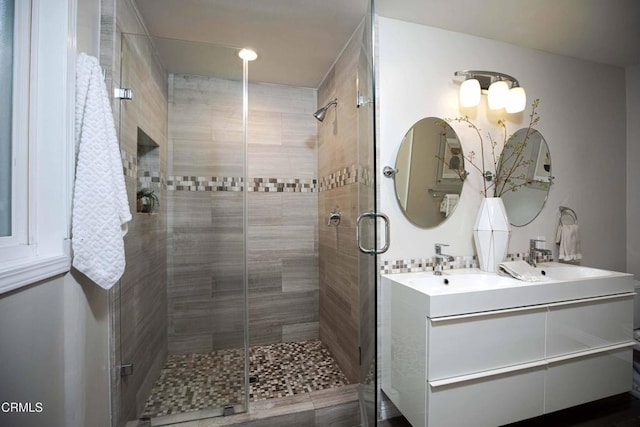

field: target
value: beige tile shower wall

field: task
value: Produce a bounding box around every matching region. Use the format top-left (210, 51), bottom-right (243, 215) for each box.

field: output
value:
top-left (167, 74), bottom-right (319, 353)
top-left (317, 22), bottom-right (364, 384)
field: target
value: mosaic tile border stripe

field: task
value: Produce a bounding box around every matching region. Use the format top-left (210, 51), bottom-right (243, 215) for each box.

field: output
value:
top-left (319, 165), bottom-right (358, 191)
top-left (248, 178), bottom-right (317, 193)
top-left (139, 171), bottom-right (166, 190)
top-left (121, 149), bottom-right (137, 179)
top-left (380, 256), bottom-right (478, 274)
top-left (318, 164), bottom-right (373, 192)
top-left (167, 176), bottom-right (317, 193)
top-left (380, 252), bottom-right (553, 274)
top-left (163, 164), bottom-right (373, 193)
top-left (168, 176), bottom-right (243, 192)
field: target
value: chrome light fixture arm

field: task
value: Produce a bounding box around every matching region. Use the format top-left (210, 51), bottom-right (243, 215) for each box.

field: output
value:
top-left (454, 70), bottom-right (521, 90)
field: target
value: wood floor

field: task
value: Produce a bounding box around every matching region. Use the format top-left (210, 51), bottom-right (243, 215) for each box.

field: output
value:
top-left (380, 393), bottom-right (640, 427)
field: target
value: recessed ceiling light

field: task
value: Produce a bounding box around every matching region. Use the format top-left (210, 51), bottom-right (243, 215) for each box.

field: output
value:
top-left (238, 49), bottom-right (258, 61)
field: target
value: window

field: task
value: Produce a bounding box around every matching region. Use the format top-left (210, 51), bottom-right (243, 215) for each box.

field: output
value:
top-left (0, 0), bottom-right (29, 252)
top-left (0, 0), bottom-right (14, 237)
top-left (0, 0), bottom-right (73, 293)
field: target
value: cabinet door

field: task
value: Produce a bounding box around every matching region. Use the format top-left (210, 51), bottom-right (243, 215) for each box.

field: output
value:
top-left (428, 306), bottom-right (546, 380)
top-left (547, 294), bottom-right (634, 357)
top-left (428, 366), bottom-right (545, 427)
top-left (545, 346), bottom-right (633, 413)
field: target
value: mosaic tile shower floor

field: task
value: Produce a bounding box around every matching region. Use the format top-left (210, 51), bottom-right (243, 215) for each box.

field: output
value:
top-left (141, 339), bottom-right (349, 418)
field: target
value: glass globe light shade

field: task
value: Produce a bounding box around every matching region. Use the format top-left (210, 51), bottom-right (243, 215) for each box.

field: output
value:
top-left (459, 78), bottom-right (481, 108)
top-left (506, 86), bottom-right (526, 113)
top-left (487, 80), bottom-right (509, 110)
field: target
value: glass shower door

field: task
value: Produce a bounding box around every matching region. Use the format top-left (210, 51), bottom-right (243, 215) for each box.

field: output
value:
top-left (116, 33), bottom-right (248, 426)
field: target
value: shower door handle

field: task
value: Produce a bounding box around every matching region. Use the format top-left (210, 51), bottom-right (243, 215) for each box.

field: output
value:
top-left (356, 211), bottom-right (390, 255)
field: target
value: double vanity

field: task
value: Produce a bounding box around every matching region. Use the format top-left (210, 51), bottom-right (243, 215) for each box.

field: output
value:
top-left (381, 263), bottom-right (635, 427)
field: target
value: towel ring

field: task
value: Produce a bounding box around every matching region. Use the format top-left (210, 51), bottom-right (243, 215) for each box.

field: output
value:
top-left (559, 206), bottom-right (578, 225)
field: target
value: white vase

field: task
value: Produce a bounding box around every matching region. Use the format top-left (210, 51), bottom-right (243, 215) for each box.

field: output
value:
top-left (473, 197), bottom-right (510, 272)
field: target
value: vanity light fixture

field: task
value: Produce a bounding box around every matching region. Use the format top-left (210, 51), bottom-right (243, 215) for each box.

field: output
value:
top-left (454, 70), bottom-right (526, 113)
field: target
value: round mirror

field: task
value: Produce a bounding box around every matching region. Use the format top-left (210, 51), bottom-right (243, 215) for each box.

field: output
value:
top-left (393, 117), bottom-right (465, 228)
top-left (498, 128), bottom-right (552, 226)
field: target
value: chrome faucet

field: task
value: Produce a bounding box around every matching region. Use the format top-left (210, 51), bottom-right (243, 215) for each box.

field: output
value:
top-left (434, 243), bottom-right (455, 276)
top-left (529, 239), bottom-right (552, 267)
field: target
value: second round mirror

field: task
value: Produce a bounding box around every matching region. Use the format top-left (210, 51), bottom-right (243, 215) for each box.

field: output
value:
top-left (498, 128), bottom-right (552, 226)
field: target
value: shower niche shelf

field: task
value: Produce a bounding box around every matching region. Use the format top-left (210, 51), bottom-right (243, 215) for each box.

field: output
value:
top-left (136, 127), bottom-right (160, 214)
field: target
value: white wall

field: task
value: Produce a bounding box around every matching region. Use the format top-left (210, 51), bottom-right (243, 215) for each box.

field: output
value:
top-left (63, 274), bottom-right (111, 427)
top-left (627, 64), bottom-right (640, 279)
top-left (0, 278), bottom-right (109, 427)
top-left (0, 278), bottom-right (66, 426)
top-left (378, 17), bottom-right (628, 272)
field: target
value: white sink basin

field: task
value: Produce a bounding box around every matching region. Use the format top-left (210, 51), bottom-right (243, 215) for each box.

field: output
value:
top-left (405, 269), bottom-right (519, 294)
top-left (535, 262), bottom-right (615, 280)
top-left (383, 263), bottom-right (634, 317)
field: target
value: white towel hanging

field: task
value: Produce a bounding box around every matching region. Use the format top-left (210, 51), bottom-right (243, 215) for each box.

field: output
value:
top-left (555, 223), bottom-right (582, 262)
top-left (72, 53), bottom-right (131, 289)
top-left (439, 194), bottom-right (459, 217)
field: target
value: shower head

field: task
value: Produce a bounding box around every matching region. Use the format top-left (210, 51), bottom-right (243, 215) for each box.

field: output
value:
top-left (313, 98), bottom-right (338, 122)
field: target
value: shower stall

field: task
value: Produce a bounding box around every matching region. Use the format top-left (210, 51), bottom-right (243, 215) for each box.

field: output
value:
top-left (109, 3), bottom-right (378, 426)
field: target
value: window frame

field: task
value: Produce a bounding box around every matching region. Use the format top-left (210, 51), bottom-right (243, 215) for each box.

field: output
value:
top-left (0, 0), bottom-right (73, 294)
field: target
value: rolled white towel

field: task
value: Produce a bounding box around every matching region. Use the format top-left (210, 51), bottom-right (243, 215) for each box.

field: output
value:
top-left (497, 260), bottom-right (549, 282)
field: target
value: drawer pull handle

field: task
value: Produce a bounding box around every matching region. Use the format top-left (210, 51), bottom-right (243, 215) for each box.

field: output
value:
top-left (429, 359), bottom-right (547, 388)
top-left (429, 342), bottom-right (635, 388)
top-left (430, 305), bottom-right (546, 323)
top-left (430, 292), bottom-right (636, 323)
top-left (547, 341), bottom-right (635, 364)
top-left (546, 292), bottom-right (635, 308)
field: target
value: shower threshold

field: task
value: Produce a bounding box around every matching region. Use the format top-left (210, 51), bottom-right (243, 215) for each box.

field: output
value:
top-left (131, 384), bottom-right (360, 427)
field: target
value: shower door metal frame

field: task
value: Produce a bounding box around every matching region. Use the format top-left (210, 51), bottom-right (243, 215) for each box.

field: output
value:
top-left (241, 50), bottom-right (251, 417)
top-left (357, 0), bottom-right (384, 425)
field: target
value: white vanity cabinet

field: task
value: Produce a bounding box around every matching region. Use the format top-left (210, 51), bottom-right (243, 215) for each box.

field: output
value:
top-left (381, 268), bottom-right (635, 427)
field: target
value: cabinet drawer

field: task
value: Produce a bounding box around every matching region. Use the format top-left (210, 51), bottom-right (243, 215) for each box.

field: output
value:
top-left (547, 294), bottom-right (634, 357)
top-left (428, 307), bottom-right (546, 380)
top-left (428, 366), bottom-right (544, 427)
top-left (545, 345), bottom-right (633, 413)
